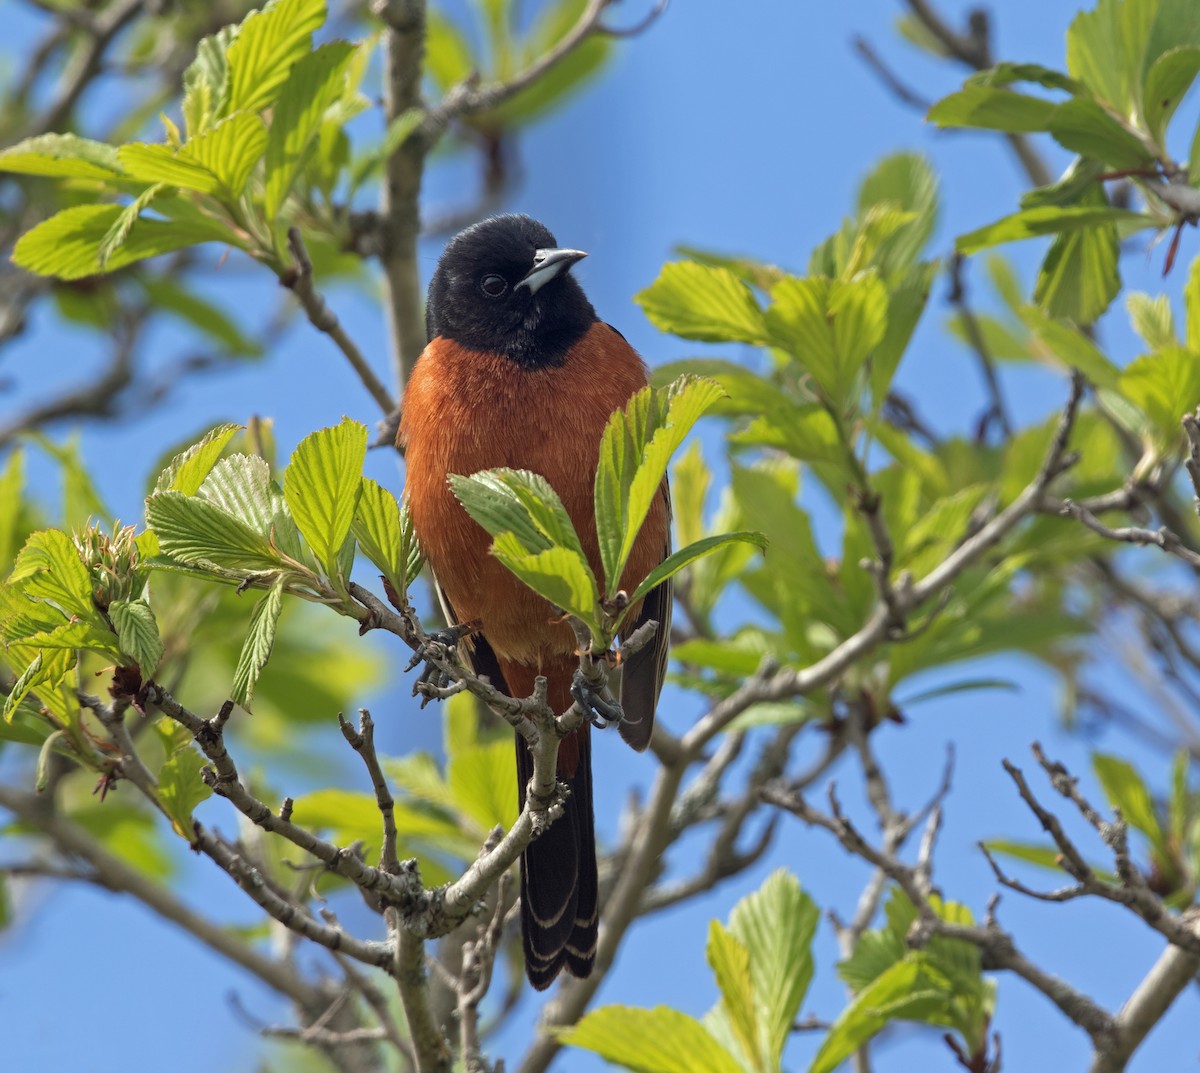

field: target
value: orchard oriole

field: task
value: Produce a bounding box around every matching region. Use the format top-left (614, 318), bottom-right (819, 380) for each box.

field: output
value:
top-left (400, 214), bottom-right (671, 989)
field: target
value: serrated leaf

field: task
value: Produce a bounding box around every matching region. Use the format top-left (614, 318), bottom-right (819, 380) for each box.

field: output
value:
top-left (1118, 346), bottom-right (1200, 446)
top-left (1127, 292), bottom-right (1177, 350)
top-left (1144, 46), bottom-right (1200, 146)
top-left (198, 455), bottom-right (293, 550)
top-left (185, 111), bottom-right (269, 198)
top-left (1093, 753), bottom-right (1167, 856)
top-left (182, 25), bottom-right (234, 137)
top-left (1047, 98), bottom-right (1156, 169)
top-left (109, 599), bottom-right (163, 676)
top-left (226, 0), bottom-right (327, 115)
top-left (98, 184), bottom-right (167, 269)
top-left (728, 869), bottom-right (819, 1069)
top-left (157, 746), bottom-right (213, 838)
top-left (0, 448), bottom-right (24, 572)
top-left (1034, 203), bottom-right (1121, 324)
top-left (9, 530), bottom-right (100, 624)
top-left (1066, 0), bottom-right (1156, 118)
top-left (146, 491), bottom-right (283, 572)
top-left (154, 424), bottom-right (241, 495)
top-left (956, 205), bottom-right (1155, 255)
top-left (595, 376), bottom-right (725, 594)
top-left (12, 204), bottom-right (226, 281)
top-left (629, 532), bottom-right (766, 605)
top-left (284, 419), bottom-right (367, 580)
top-left (811, 960), bottom-right (952, 1073)
top-left (265, 41), bottom-right (355, 216)
top-left (558, 1006), bottom-right (743, 1073)
top-left (636, 262), bottom-right (770, 344)
top-left (706, 922), bottom-right (761, 1072)
top-left (0, 133), bottom-right (123, 180)
top-left (490, 534), bottom-right (600, 628)
top-left (352, 477), bottom-right (412, 595)
top-left (448, 471), bottom-right (554, 554)
top-left (231, 577), bottom-right (284, 710)
top-left (766, 272), bottom-right (888, 406)
top-left (928, 86), bottom-right (1057, 132)
top-left (118, 143), bottom-right (223, 194)
top-left (3, 654), bottom-right (44, 724)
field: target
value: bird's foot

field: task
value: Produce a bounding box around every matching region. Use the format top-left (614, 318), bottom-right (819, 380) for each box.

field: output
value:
top-left (405, 625), bottom-right (471, 708)
top-left (571, 667), bottom-right (626, 730)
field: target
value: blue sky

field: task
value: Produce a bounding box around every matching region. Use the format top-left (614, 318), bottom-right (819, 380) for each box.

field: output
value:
top-left (3, 2), bottom-right (1198, 1071)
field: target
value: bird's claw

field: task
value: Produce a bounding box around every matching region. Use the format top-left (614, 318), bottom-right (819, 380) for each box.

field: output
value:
top-left (571, 667), bottom-right (626, 730)
top-left (405, 626), bottom-right (468, 709)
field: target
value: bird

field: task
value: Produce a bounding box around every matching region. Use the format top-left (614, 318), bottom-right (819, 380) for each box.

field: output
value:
top-left (399, 213), bottom-right (671, 989)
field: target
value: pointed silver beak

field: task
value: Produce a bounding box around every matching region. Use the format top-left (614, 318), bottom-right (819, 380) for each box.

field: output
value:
top-left (517, 247), bottom-right (588, 294)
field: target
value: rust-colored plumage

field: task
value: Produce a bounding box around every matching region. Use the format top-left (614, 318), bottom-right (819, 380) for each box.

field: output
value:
top-left (400, 215), bottom-right (671, 989)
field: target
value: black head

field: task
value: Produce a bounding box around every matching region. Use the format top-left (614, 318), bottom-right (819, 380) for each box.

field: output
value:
top-left (426, 214), bottom-right (597, 369)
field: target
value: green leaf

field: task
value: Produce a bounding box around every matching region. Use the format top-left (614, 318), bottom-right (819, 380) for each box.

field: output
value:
top-left (956, 205), bottom-right (1155, 255)
top-left (1186, 256), bottom-right (1200, 349)
top-left (1127, 292), bottom-right (1177, 350)
top-left (146, 490), bottom-right (283, 572)
top-left (284, 419), bottom-right (367, 580)
top-left (352, 477), bottom-right (413, 595)
top-left (9, 530), bottom-right (100, 625)
top-left (812, 960), bottom-right (951, 1073)
top-left (447, 739), bottom-right (519, 832)
top-left (139, 278), bottom-right (262, 356)
top-left (3, 654), bottom-right (44, 724)
top-left (154, 424), bottom-right (241, 495)
top-left (265, 41), bottom-right (355, 216)
top-left (231, 577), bottom-right (284, 710)
top-left (1093, 753), bottom-right (1167, 856)
top-left (1066, 0), bottom-right (1156, 118)
top-left (424, 11), bottom-right (474, 92)
top-left (98, 184), bottom-right (167, 269)
top-left (12, 204), bottom-right (227, 281)
top-left (595, 376), bottom-right (725, 593)
top-left (1019, 304), bottom-right (1122, 388)
top-left (186, 111), bottom-right (269, 198)
top-left (226, 0), bottom-right (327, 115)
top-left (765, 272), bottom-right (888, 407)
top-left (1118, 346), bottom-right (1200, 446)
top-left (1047, 98), bottom-right (1156, 169)
top-left (635, 262), bottom-right (770, 344)
top-left (490, 535), bottom-right (600, 628)
top-left (1144, 46), bottom-right (1200, 146)
top-left (928, 86), bottom-right (1057, 132)
top-left (118, 143), bottom-right (223, 194)
top-left (451, 469), bottom-right (587, 560)
top-left (1034, 199), bottom-right (1121, 324)
top-left (157, 745), bottom-right (213, 838)
top-left (182, 25), bottom-right (234, 137)
top-left (558, 1006), bottom-right (744, 1073)
top-left (706, 923), bottom-right (761, 1071)
top-left (109, 599), bottom-right (164, 676)
top-left (0, 448), bottom-right (24, 572)
top-left (487, 0), bottom-right (613, 126)
top-left (855, 153), bottom-right (940, 275)
top-left (197, 454), bottom-right (299, 563)
top-left (629, 532), bottom-right (766, 605)
top-left (728, 869), bottom-right (819, 1070)
top-left (0, 133), bottom-right (123, 180)
top-left (967, 62), bottom-right (1085, 94)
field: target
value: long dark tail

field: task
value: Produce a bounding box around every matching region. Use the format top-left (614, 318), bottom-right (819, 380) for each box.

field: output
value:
top-left (515, 724), bottom-right (598, 990)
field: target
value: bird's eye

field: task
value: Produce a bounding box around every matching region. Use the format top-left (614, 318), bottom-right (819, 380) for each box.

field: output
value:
top-left (480, 274), bottom-right (508, 298)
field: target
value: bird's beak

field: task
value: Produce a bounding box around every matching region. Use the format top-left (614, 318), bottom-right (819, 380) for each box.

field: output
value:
top-left (517, 247), bottom-right (588, 294)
